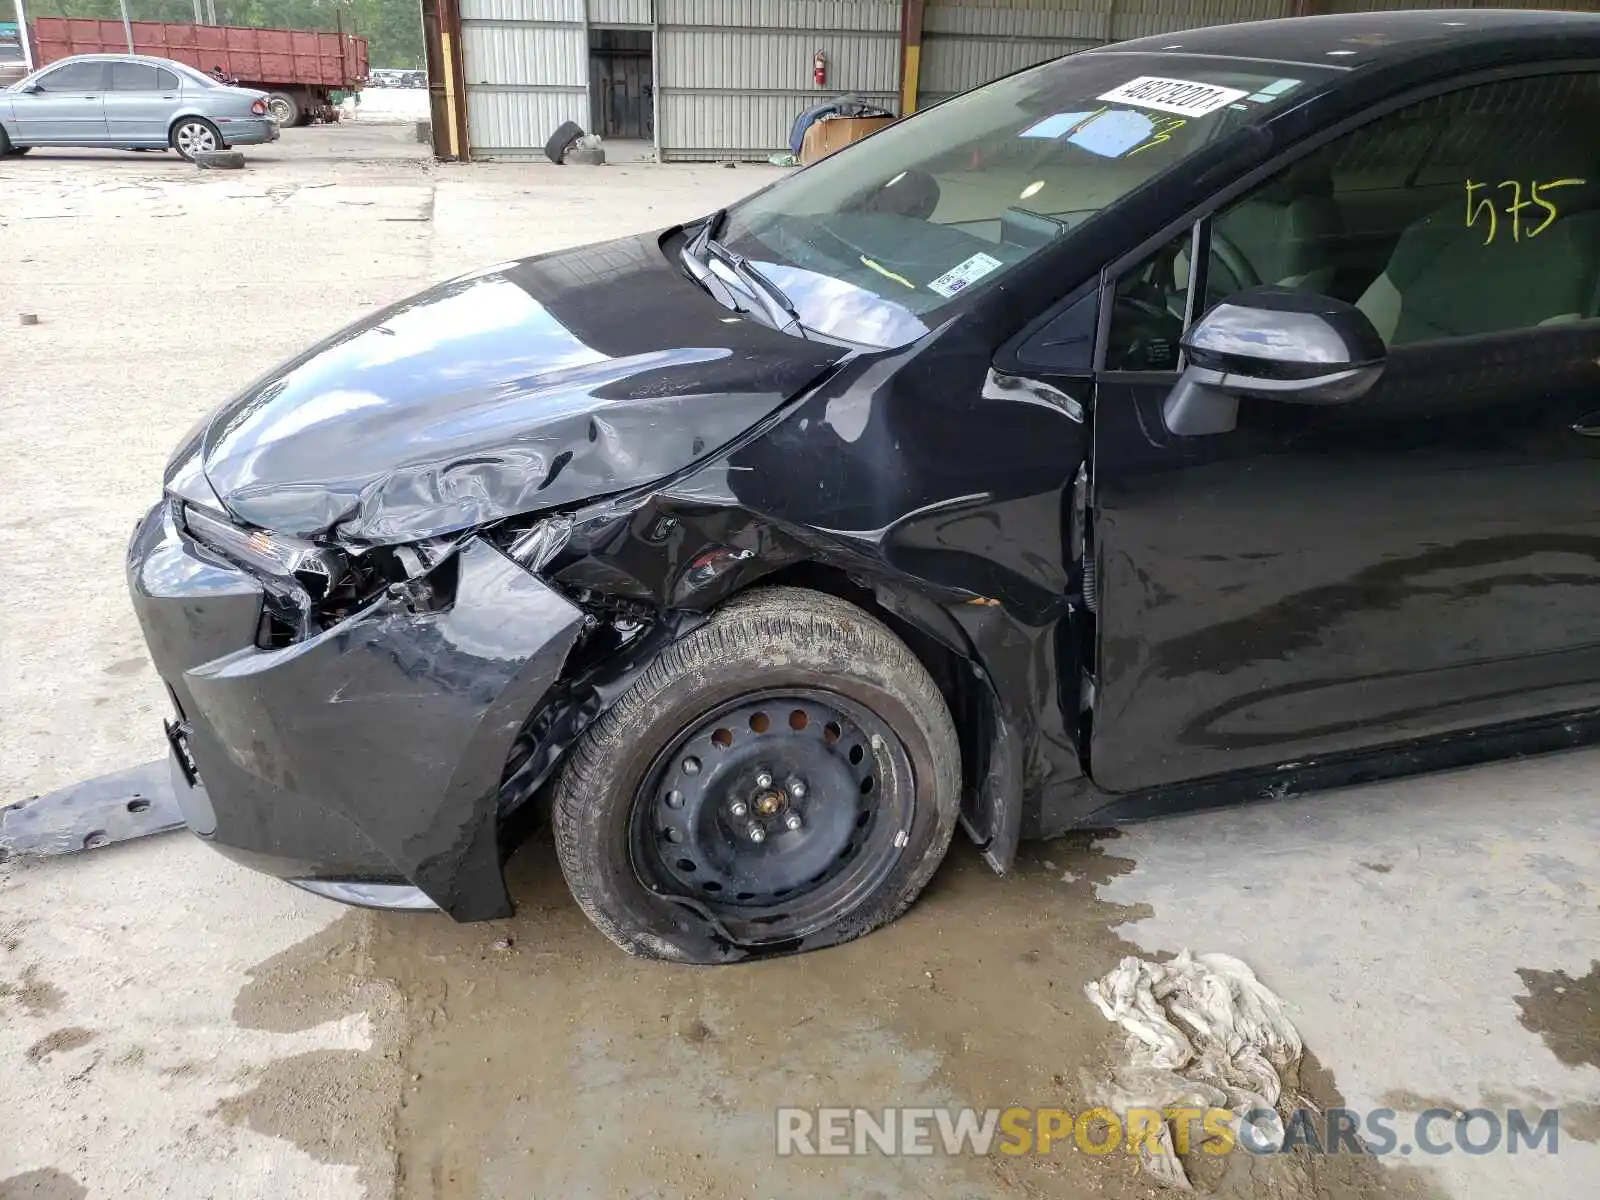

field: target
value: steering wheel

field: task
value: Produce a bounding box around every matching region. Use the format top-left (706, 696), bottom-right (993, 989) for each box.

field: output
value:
top-left (1207, 229), bottom-right (1260, 297)
top-left (1110, 278), bottom-right (1184, 370)
top-left (847, 169), bottom-right (941, 221)
top-left (1115, 293), bottom-right (1173, 324)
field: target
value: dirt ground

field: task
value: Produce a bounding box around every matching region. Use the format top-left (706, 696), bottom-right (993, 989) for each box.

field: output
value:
top-left (1, 122), bottom-right (1595, 1200)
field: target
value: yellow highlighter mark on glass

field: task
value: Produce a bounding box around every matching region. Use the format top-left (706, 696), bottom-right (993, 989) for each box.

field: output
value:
top-left (860, 256), bottom-right (917, 290)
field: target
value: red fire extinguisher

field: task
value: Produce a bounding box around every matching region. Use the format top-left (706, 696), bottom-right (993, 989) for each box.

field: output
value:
top-left (813, 49), bottom-right (827, 87)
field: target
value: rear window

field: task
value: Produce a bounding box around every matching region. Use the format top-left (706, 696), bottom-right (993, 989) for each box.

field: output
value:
top-left (170, 61), bottom-right (221, 88)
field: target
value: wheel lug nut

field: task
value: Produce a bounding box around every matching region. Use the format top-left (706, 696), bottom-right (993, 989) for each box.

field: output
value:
top-left (784, 812), bottom-right (802, 832)
top-left (747, 823), bottom-right (767, 844)
top-left (789, 780), bottom-right (806, 800)
top-left (729, 800), bottom-right (749, 818)
top-left (755, 771), bottom-right (773, 789)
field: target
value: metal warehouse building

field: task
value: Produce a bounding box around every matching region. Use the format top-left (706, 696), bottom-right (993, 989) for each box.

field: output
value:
top-left (417, 0), bottom-right (1595, 162)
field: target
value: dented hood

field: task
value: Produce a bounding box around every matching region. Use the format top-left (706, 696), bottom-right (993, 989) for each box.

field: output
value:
top-left (180, 233), bottom-right (845, 543)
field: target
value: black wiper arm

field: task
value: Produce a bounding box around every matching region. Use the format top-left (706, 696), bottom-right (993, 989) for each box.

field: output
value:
top-left (701, 238), bottom-right (806, 339)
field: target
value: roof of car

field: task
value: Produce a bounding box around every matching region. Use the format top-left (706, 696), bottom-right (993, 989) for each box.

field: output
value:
top-left (1106, 9), bottom-right (1600, 70)
top-left (52, 53), bottom-right (179, 63)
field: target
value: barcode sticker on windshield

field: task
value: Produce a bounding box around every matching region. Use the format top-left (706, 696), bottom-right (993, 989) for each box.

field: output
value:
top-left (928, 252), bottom-right (1003, 298)
top-left (1097, 76), bottom-right (1249, 117)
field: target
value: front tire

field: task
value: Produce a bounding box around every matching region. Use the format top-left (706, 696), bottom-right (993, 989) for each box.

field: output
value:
top-left (552, 587), bottom-right (960, 963)
top-left (170, 117), bottom-right (224, 161)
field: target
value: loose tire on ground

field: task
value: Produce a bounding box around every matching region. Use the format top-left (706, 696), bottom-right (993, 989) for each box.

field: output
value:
top-left (544, 120), bottom-right (585, 165)
top-left (170, 117), bottom-right (225, 161)
top-left (192, 149), bottom-right (246, 170)
top-left (551, 587), bottom-right (961, 963)
top-left (264, 92), bottom-right (301, 128)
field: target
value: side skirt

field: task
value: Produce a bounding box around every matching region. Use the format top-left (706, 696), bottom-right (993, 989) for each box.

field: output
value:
top-left (1032, 704), bottom-right (1600, 837)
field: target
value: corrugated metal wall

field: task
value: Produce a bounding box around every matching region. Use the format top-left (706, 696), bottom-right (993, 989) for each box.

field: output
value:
top-left (589, 0), bottom-right (652, 24)
top-left (1328, 0), bottom-right (1592, 10)
top-left (463, 0), bottom-right (589, 157)
top-left (460, 0), bottom-right (1600, 159)
top-left (920, 0), bottom-right (1293, 108)
top-left (656, 0), bottom-right (901, 161)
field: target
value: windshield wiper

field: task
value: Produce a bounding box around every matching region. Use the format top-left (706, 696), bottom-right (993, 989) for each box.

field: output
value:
top-left (684, 210), bottom-right (807, 339)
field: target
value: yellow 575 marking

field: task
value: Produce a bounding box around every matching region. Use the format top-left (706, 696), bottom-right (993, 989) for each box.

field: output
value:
top-left (1466, 178), bottom-right (1587, 245)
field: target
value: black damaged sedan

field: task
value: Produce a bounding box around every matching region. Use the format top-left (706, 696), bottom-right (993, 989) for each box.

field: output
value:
top-left (130, 11), bottom-right (1600, 960)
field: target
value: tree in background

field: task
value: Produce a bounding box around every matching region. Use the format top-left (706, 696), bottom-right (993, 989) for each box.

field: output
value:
top-left (28, 0), bottom-right (425, 68)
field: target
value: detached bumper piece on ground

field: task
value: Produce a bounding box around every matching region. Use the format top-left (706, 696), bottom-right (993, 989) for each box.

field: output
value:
top-left (0, 761), bottom-right (184, 862)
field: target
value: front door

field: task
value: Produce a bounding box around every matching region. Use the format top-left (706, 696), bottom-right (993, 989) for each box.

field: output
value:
top-left (1088, 68), bottom-right (1600, 794)
top-left (13, 60), bottom-right (108, 143)
top-left (105, 60), bottom-right (178, 144)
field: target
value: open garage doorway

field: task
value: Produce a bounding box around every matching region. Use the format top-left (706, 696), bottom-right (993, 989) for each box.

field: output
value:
top-left (588, 27), bottom-right (653, 160)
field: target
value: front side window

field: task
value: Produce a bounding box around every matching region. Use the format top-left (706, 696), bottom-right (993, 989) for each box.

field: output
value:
top-left (1202, 73), bottom-right (1600, 347)
top-left (710, 53), bottom-right (1335, 347)
top-left (38, 62), bottom-right (106, 91)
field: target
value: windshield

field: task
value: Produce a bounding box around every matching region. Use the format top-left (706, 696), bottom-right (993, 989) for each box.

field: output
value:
top-left (714, 53), bottom-right (1334, 348)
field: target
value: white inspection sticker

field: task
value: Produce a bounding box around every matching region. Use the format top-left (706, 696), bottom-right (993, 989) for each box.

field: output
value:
top-left (1096, 76), bottom-right (1250, 117)
top-left (928, 252), bottom-right (1003, 298)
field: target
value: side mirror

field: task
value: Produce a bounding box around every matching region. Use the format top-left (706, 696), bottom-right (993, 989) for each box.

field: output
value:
top-left (1163, 287), bottom-right (1386, 436)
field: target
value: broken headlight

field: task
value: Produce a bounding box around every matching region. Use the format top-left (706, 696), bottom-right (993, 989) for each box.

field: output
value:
top-left (507, 514), bottom-right (574, 571)
top-left (183, 504), bottom-right (349, 601)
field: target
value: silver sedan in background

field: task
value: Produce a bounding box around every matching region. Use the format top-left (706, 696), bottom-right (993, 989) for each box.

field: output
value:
top-left (0, 54), bottom-right (279, 160)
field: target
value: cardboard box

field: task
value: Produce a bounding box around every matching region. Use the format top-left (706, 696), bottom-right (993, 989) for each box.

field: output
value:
top-left (800, 115), bottom-right (896, 165)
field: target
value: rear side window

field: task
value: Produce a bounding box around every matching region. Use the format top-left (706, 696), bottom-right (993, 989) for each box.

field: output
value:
top-left (110, 62), bottom-right (161, 92)
top-left (156, 67), bottom-right (178, 90)
top-left (38, 62), bottom-right (105, 91)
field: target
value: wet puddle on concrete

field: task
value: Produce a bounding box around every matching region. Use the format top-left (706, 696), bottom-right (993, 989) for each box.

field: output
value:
top-left (0, 1167), bottom-right (87, 1200)
top-left (219, 832), bottom-right (1447, 1200)
top-left (1514, 961), bottom-right (1599, 1070)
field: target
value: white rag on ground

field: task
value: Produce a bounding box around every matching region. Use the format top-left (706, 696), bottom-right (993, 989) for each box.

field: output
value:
top-left (1084, 951), bottom-right (1303, 1190)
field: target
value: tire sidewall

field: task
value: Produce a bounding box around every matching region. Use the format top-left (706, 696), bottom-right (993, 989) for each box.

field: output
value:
top-left (266, 93), bottom-right (299, 127)
top-left (560, 620), bottom-right (957, 961)
top-left (170, 118), bottom-right (222, 161)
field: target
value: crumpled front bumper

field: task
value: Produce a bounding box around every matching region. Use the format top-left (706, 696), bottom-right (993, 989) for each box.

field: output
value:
top-left (126, 501), bottom-right (584, 920)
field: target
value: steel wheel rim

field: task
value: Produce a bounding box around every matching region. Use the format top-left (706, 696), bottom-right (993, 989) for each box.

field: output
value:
top-left (630, 688), bottom-right (915, 943)
top-left (178, 124), bottom-right (214, 154)
top-left (267, 98), bottom-right (292, 125)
